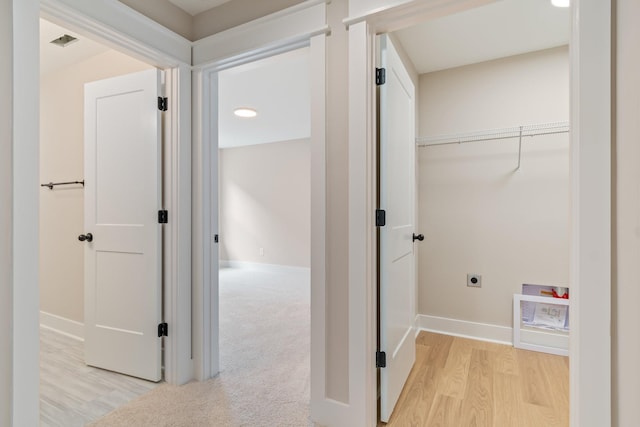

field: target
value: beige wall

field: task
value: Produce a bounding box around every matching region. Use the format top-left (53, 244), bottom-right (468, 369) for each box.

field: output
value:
top-left (417, 47), bottom-right (570, 327)
top-left (219, 139), bottom-right (310, 268)
top-left (193, 0), bottom-right (304, 41)
top-left (39, 50), bottom-right (152, 323)
top-left (0, 0), bottom-right (13, 421)
top-left (118, 0), bottom-right (304, 42)
top-left (118, 0), bottom-right (193, 40)
top-left (613, 1), bottom-right (640, 424)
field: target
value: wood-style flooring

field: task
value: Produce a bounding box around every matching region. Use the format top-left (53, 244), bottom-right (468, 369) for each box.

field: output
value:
top-left (384, 331), bottom-right (569, 427)
top-left (40, 327), bottom-right (159, 427)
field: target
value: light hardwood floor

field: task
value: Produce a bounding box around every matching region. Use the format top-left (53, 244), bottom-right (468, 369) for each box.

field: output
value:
top-left (40, 327), bottom-right (159, 427)
top-left (383, 332), bottom-right (569, 427)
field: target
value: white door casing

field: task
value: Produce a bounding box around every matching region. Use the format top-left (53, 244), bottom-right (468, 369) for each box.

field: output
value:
top-left (378, 34), bottom-right (417, 423)
top-left (84, 68), bottom-right (163, 382)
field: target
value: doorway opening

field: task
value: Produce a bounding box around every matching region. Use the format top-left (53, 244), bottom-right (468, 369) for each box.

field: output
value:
top-left (376, 1), bottom-right (571, 424)
top-left (38, 17), bottom-right (164, 425)
top-left (213, 46), bottom-right (312, 424)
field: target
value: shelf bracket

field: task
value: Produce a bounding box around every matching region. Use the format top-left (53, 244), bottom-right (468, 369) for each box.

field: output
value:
top-left (516, 126), bottom-right (523, 170)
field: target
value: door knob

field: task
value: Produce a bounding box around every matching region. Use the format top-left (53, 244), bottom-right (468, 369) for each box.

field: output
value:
top-left (78, 233), bottom-right (93, 242)
top-left (412, 233), bottom-right (424, 242)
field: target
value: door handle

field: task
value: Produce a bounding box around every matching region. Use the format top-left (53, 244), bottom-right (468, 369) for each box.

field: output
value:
top-left (412, 233), bottom-right (424, 242)
top-left (78, 233), bottom-right (93, 243)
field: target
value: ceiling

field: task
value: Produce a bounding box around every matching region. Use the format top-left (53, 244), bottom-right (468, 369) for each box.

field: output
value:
top-left (40, 1), bottom-right (570, 149)
top-left (40, 19), bottom-right (109, 75)
top-left (394, 0), bottom-right (570, 74)
top-left (167, 0), bottom-right (233, 16)
top-left (218, 47), bottom-right (310, 148)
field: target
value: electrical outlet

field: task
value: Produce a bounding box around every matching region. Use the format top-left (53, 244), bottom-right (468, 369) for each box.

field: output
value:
top-left (467, 274), bottom-right (482, 288)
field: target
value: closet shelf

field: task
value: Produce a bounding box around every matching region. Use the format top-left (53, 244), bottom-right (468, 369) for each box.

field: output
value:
top-left (416, 121), bottom-right (569, 147)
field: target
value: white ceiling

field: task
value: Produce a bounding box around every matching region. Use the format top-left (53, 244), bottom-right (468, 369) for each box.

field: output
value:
top-left (394, 0), bottom-right (570, 74)
top-left (40, 19), bottom-right (109, 76)
top-left (218, 47), bottom-right (310, 149)
top-left (167, 0), bottom-right (233, 16)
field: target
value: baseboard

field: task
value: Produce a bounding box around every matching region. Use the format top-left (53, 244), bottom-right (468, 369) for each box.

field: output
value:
top-left (517, 328), bottom-right (569, 356)
top-left (415, 314), bottom-right (513, 346)
top-left (40, 311), bottom-right (84, 341)
top-left (220, 260), bottom-right (311, 275)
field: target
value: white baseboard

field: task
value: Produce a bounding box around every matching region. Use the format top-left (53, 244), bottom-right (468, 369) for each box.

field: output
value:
top-left (220, 260), bottom-right (311, 275)
top-left (517, 328), bottom-right (569, 356)
top-left (415, 314), bottom-right (571, 356)
top-left (415, 314), bottom-right (513, 346)
top-left (40, 311), bottom-right (84, 341)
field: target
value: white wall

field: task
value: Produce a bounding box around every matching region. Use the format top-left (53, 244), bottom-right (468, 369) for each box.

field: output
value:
top-left (11, 0), bottom-right (40, 424)
top-left (0, 1), bottom-right (13, 422)
top-left (324, 0), bottom-right (350, 402)
top-left (614, 1), bottom-right (640, 424)
top-left (219, 139), bottom-right (310, 268)
top-left (40, 49), bottom-right (152, 323)
top-left (417, 46), bottom-right (570, 328)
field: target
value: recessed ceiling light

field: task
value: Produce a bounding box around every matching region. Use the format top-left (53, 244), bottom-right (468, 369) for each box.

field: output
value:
top-left (551, 0), bottom-right (570, 7)
top-left (233, 107), bottom-right (257, 118)
top-left (50, 34), bottom-right (78, 47)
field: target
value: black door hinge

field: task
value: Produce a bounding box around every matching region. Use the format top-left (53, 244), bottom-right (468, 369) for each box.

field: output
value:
top-left (158, 322), bottom-right (168, 337)
top-left (376, 350), bottom-right (386, 368)
top-left (214, 234), bottom-right (219, 243)
top-left (376, 209), bottom-right (386, 227)
top-left (158, 96), bottom-right (168, 111)
top-left (158, 210), bottom-right (168, 224)
top-left (376, 68), bottom-right (386, 86)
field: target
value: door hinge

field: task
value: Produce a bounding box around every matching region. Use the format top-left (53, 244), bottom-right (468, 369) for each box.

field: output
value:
top-left (376, 209), bottom-right (386, 227)
top-left (376, 67), bottom-right (386, 86)
top-left (158, 96), bottom-right (168, 111)
top-left (376, 350), bottom-right (387, 368)
top-left (214, 234), bottom-right (219, 243)
top-left (158, 210), bottom-right (168, 224)
top-left (158, 322), bottom-right (168, 337)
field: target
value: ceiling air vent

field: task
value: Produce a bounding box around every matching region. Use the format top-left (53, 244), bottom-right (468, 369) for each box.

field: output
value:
top-left (50, 34), bottom-right (78, 47)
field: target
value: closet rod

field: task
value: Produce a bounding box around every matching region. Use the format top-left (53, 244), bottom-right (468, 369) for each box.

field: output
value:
top-left (416, 121), bottom-right (569, 147)
top-left (41, 180), bottom-right (84, 190)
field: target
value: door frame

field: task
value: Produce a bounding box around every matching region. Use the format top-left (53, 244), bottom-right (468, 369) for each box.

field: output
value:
top-left (190, 0), bottom-right (331, 418)
top-left (39, 0), bottom-right (194, 386)
top-left (10, 0), bottom-right (192, 423)
top-left (346, 1), bottom-right (611, 426)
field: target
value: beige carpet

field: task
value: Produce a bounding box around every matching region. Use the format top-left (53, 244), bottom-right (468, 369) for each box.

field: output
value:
top-left (89, 267), bottom-right (311, 427)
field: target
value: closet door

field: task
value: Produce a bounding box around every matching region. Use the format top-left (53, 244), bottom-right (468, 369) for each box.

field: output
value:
top-left (83, 68), bottom-right (163, 382)
top-left (378, 34), bottom-right (417, 423)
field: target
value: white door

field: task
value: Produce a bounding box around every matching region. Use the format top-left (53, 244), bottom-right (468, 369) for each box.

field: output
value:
top-left (378, 34), bottom-right (417, 422)
top-left (83, 68), bottom-right (163, 382)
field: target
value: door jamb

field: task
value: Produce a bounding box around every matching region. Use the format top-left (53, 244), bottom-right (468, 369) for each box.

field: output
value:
top-left (193, 35), bottom-right (325, 377)
top-left (191, 11), bottom-right (330, 424)
top-left (38, 1), bottom-right (193, 386)
top-left (346, 0), bottom-right (611, 426)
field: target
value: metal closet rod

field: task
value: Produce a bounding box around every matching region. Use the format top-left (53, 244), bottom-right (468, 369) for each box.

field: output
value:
top-left (41, 180), bottom-right (84, 190)
top-left (416, 121), bottom-right (570, 170)
top-left (415, 121), bottom-right (570, 147)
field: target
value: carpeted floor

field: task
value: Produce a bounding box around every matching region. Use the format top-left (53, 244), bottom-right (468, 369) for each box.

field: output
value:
top-left (88, 266), bottom-right (311, 427)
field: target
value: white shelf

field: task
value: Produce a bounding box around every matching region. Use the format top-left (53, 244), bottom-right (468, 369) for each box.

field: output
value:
top-left (513, 294), bottom-right (570, 356)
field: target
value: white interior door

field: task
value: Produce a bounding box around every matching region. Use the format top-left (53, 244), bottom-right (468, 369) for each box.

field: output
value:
top-left (378, 34), bottom-right (417, 422)
top-left (83, 68), bottom-right (163, 382)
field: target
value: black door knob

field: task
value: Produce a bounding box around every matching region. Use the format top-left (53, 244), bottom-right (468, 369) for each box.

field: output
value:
top-left (78, 233), bottom-right (93, 242)
top-left (412, 233), bottom-right (424, 242)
